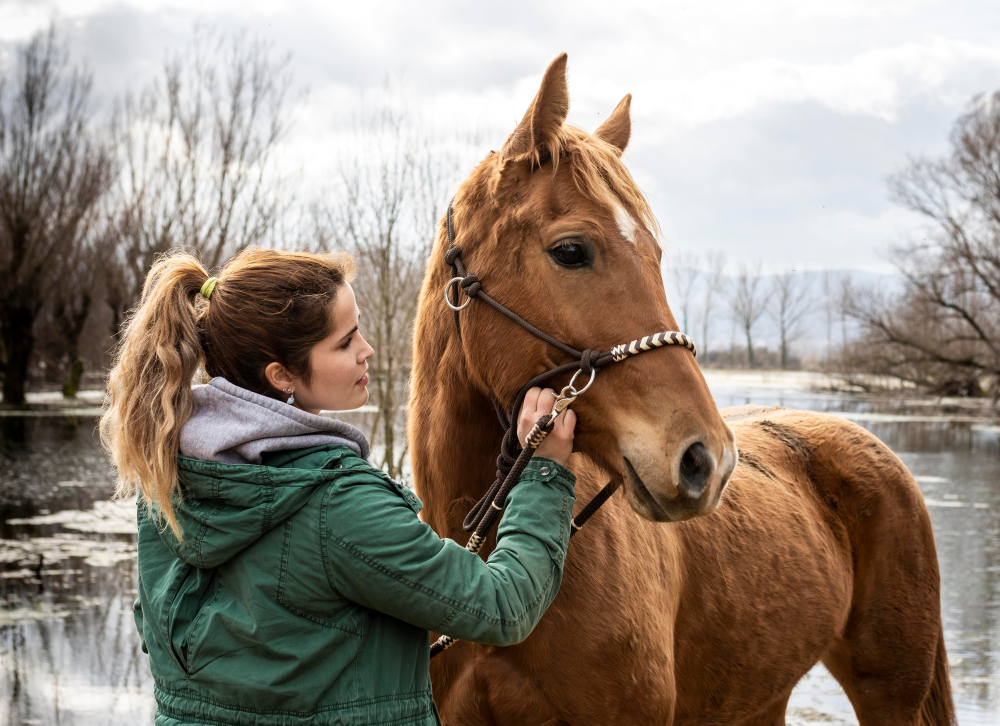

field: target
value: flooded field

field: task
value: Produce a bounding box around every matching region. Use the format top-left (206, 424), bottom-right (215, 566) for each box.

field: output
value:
top-left (1, 374), bottom-right (998, 724)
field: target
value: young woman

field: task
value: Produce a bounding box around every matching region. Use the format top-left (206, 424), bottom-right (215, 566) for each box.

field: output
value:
top-left (99, 247), bottom-right (577, 726)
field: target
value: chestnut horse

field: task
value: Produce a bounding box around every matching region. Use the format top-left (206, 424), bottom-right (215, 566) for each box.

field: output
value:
top-left (408, 54), bottom-right (954, 725)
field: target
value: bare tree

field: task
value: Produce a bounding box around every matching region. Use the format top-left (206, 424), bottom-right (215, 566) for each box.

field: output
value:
top-left (35, 218), bottom-right (105, 397)
top-left (104, 26), bottom-right (294, 328)
top-left (699, 251), bottom-right (726, 360)
top-left (838, 273), bottom-right (853, 349)
top-left (667, 250), bottom-right (699, 335)
top-left (0, 27), bottom-right (111, 404)
top-left (729, 261), bottom-right (768, 368)
top-left (821, 270), bottom-right (838, 362)
top-left (768, 270), bottom-right (811, 369)
top-left (313, 105), bottom-right (462, 478)
top-left (846, 92), bottom-right (1000, 398)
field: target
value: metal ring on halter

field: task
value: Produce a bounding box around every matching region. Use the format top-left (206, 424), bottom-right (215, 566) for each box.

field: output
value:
top-left (567, 366), bottom-right (596, 396)
top-left (444, 277), bottom-right (472, 311)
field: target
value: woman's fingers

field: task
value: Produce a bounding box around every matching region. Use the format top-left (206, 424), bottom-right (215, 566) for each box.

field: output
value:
top-left (556, 408), bottom-right (577, 433)
top-left (518, 387), bottom-right (559, 447)
top-left (515, 386), bottom-right (577, 466)
top-left (520, 387), bottom-right (554, 427)
top-left (532, 403), bottom-right (575, 466)
top-left (517, 387), bottom-right (541, 446)
top-left (522, 387), bottom-right (541, 419)
top-left (535, 388), bottom-right (556, 419)
top-left (548, 407), bottom-right (576, 442)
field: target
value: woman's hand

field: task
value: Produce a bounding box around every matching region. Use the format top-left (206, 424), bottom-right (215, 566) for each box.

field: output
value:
top-left (517, 387), bottom-right (576, 467)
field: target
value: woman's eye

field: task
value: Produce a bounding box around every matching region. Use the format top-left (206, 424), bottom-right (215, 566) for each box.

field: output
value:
top-left (549, 240), bottom-right (590, 268)
top-left (340, 336), bottom-right (353, 350)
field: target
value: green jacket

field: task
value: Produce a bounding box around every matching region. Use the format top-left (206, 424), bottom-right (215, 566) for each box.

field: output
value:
top-left (134, 444), bottom-right (576, 726)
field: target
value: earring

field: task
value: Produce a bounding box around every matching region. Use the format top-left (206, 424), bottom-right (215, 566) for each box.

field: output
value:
top-left (282, 387), bottom-right (295, 405)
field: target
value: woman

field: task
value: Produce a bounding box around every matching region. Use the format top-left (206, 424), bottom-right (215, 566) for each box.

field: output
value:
top-left (99, 247), bottom-right (577, 726)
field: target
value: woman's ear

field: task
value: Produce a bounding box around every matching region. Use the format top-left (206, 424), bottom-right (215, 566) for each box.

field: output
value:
top-left (264, 361), bottom-right (296, 394)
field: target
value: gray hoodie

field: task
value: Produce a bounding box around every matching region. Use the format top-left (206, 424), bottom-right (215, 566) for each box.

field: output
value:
top-left (179, 377), bottom-right (370, 464)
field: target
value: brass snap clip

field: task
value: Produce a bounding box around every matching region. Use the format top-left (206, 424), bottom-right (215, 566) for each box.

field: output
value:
top-left (550, 367), bottom-right (596, 421)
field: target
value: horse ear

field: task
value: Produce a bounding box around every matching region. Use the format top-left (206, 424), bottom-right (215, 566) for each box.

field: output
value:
top-left (500, 53), bottom-right (570, 162)
top-left (594, 94), bottom-right (631, 155)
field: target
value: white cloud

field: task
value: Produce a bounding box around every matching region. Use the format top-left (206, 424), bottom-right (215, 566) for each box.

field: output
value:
top-left (631, 36), bottom-right (1000, 135)
top-left (2, 0), bottom-right (998, 270)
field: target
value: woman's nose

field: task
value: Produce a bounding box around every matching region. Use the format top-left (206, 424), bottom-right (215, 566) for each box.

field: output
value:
top-left (358, 335), bottom-right (374, 362)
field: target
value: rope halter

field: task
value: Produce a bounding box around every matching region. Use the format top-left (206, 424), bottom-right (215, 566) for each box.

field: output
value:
top-left (430, 202), bottom-right (697, 658)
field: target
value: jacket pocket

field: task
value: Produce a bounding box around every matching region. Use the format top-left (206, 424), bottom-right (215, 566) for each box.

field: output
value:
top-left (167, 565), bottom-right (221, 674)
top-left (277, 518), bottom-right (364, 634)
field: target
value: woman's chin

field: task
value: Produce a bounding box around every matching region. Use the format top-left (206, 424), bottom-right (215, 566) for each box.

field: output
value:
top-left (319, 387), bottom-right (368, 413)
top-left (339, 389), bottom-right (369, 411)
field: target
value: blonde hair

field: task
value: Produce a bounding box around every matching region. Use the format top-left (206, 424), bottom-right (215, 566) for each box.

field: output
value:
top-left (100, 247), bottom-right (355, 537)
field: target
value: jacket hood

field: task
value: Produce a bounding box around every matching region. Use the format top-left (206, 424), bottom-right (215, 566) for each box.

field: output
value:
top-left (165, 377), bottom-right (372, 568)
top-left (167, 445), bottom-right (353, 568)
top-left (179, 377), bottom-right (370, 464)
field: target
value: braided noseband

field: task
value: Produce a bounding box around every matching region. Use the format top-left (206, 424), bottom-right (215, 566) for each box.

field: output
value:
top-left (431, 203), bottom-right (696, 658)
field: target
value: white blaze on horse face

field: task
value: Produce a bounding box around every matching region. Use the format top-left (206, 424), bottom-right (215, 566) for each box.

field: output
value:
top-left (614, 204), bottom-right (639, 245)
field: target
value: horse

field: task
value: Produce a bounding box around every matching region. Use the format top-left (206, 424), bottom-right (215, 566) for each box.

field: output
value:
top-left (407, 54), bottom-right (955, 726)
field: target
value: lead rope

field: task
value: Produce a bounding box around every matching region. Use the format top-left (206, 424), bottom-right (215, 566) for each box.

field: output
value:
top-left (431, 203), bottom-right (696, 658)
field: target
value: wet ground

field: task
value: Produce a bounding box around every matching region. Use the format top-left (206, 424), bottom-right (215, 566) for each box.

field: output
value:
top-left (1, 375), bottom-right (998, 724)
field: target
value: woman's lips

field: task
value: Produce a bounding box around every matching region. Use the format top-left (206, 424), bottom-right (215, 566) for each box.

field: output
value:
top-left (356, 373), bottom-right (368, 386)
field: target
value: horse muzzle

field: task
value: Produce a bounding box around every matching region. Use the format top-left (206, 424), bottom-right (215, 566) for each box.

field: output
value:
top-left (622, 432), bottom-right (737, 522)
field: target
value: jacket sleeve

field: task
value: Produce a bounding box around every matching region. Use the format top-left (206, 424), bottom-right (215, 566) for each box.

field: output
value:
top-left (320, 457), bottom-right (576, 646)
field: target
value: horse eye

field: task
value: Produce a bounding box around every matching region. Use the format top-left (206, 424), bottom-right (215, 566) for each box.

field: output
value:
top-left (549, 240), bottom-right (590, 268)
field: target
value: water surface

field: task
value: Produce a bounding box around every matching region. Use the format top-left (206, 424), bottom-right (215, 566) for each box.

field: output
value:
top-left (1, 376), bottom-right (997, 724)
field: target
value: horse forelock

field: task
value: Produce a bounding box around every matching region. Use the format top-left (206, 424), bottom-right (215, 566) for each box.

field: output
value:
top-left (561, 126), bottom-right (659, 242)
top-left (455, 125), bottom-right (659, 253)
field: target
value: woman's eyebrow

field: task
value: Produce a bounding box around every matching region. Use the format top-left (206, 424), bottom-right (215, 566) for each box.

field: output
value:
top-left (336, 325), bottom-right (359, 344)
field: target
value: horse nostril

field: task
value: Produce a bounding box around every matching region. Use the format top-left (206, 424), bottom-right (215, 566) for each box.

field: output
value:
top-left (679, 442), bottom-right (712, 498)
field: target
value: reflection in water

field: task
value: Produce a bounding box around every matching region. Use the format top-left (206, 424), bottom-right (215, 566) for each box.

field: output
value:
top-left (1, 380), bottom-right (998, 724)
top-left (1, 415), bottom-right (153, 724)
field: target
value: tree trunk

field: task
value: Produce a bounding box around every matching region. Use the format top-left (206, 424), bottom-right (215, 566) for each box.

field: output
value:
top-left (59, 292), bottom-right (91, 399)
top-left (1, 299), bottom-right (37, 406)
top-left (745, 330), bottom-right (755, 369)
top-left (700, 317), bottom-right (709, 361)
top-left (62, 360), bottom-right (84, 398)
top-left (780, 331), bottom-right (788, 370)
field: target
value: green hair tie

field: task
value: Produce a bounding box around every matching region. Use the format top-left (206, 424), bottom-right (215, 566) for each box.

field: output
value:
top-left (200, 277), bottom-right (218, 300)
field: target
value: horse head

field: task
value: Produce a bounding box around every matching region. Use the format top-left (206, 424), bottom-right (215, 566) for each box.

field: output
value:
top-left (430, 53), bottom-right (737, 522)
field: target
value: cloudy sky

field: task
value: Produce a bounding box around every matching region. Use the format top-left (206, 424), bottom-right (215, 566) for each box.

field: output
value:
top-left (3, 0), bottom-right (1000, 272)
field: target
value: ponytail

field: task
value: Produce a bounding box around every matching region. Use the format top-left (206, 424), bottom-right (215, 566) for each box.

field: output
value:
top-left (100, 250), bottom-right (208, 537)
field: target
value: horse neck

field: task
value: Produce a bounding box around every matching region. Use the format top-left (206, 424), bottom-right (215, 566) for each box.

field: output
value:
top-left (408, 311), bottom-right (506, 538)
